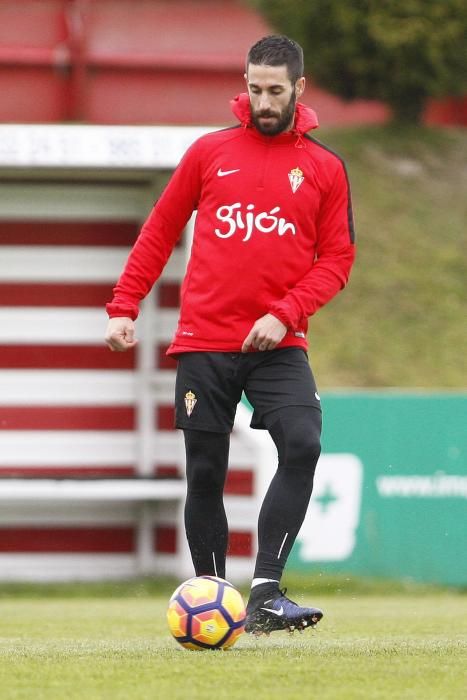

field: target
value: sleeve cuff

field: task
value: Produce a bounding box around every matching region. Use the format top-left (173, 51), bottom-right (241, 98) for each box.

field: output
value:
top-left (105, 302), bottom-right (139, 321)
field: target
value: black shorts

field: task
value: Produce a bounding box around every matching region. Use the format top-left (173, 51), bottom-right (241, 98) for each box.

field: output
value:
top-left (174, 348), bottom-right (321, 433)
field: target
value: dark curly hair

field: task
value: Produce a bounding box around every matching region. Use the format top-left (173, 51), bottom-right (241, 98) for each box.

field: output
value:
top-left (246, 35), bottom-right (304, 84)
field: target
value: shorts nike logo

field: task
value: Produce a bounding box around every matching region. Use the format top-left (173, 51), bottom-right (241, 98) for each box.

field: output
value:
top-left (260, 606), bottom-right (284, 616)
top-left (217, 168), bottom-right (240, 177)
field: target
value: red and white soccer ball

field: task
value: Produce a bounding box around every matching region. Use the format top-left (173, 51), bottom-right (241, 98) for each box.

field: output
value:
top-left (167, 575), bottom-right (246, 650)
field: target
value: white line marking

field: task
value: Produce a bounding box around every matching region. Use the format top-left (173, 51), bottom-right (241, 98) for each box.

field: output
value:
top-left (277, 532), bottom-right (289, 559)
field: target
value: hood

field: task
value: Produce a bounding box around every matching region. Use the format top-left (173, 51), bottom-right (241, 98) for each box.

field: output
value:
top-left (230, 92), bottom-right (319, 135)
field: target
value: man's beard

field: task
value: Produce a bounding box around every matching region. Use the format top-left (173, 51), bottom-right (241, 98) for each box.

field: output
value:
top-left (251, 92), bottom-right (297, 136)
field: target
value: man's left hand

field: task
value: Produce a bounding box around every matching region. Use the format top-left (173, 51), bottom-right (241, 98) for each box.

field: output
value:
top-left (241, 313), bottom-right (287, 353)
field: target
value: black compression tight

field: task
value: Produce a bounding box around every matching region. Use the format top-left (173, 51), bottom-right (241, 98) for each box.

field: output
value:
top-left (254, 405), bottom-right (322, 579)
top-left (183, 430), bottom-right (230, 579)
top-left (183, 405), bottom-right (321, 581)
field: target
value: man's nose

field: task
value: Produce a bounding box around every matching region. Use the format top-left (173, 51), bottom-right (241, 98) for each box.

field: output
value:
top-left (258, 93), bottom-right (272, 111)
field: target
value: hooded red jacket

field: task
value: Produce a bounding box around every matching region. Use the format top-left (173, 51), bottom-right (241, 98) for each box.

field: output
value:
top-left (106, 94), bottom-right (356, 354)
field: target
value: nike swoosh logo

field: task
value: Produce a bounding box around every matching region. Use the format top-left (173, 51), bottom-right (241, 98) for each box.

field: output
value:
top-left (260, 606), bottom-right (284, 616)
top-left (217, 168), bottom-right (240, 177)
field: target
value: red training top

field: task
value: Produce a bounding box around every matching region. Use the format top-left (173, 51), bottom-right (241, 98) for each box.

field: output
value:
top-left (106, 93), bottom-right (356, 355)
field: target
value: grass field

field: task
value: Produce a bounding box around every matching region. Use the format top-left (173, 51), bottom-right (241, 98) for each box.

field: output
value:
top-left (0, 577), bottom-right (465, 700)
top-left (306, 125), bottom-right (467, 388)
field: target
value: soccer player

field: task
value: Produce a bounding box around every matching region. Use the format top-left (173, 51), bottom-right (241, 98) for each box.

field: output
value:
top-left (105, 35), bottom-right (355, 635)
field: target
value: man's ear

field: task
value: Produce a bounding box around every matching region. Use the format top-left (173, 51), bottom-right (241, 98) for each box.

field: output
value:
top-left (295, 77), bottom-right (306, 98)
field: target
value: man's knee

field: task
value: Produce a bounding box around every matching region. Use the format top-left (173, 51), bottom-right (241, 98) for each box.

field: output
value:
top-left (266, 406), bottom-right (322, 471)
top-left (183, 429), bottom-right (230, 493)
top-left (284, 418), bottom-right (321, 470)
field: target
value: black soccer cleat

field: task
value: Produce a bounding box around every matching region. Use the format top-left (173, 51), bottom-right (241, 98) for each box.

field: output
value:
top-left (245, 587), bottom-right (323, 636)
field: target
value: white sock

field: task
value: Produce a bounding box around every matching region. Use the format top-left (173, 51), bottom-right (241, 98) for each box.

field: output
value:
top-left (251, 578), bottom-right (279, 589)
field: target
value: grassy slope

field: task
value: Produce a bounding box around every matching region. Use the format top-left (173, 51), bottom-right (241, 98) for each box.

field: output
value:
top-left (0, 579), bottom-right (465, 700)
top-left (306, 126), bottom-right (467, 388)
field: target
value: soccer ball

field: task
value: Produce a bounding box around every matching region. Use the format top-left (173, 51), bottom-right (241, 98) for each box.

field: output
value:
top-left (167, 575), bottom-right (246, 650)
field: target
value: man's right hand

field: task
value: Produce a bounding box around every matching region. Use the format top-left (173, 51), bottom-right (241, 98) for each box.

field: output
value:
top-left (105, 317), bottom-right (138, 352)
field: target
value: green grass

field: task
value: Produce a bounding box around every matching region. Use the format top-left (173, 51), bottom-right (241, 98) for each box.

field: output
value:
top-left (0, 578), bottom-right (466, 700)
top-left (306, 125), bottom-right (467, 388)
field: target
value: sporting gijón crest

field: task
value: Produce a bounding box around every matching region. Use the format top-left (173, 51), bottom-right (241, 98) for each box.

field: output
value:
top-left (288, 167), bottom-right (304, 193)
